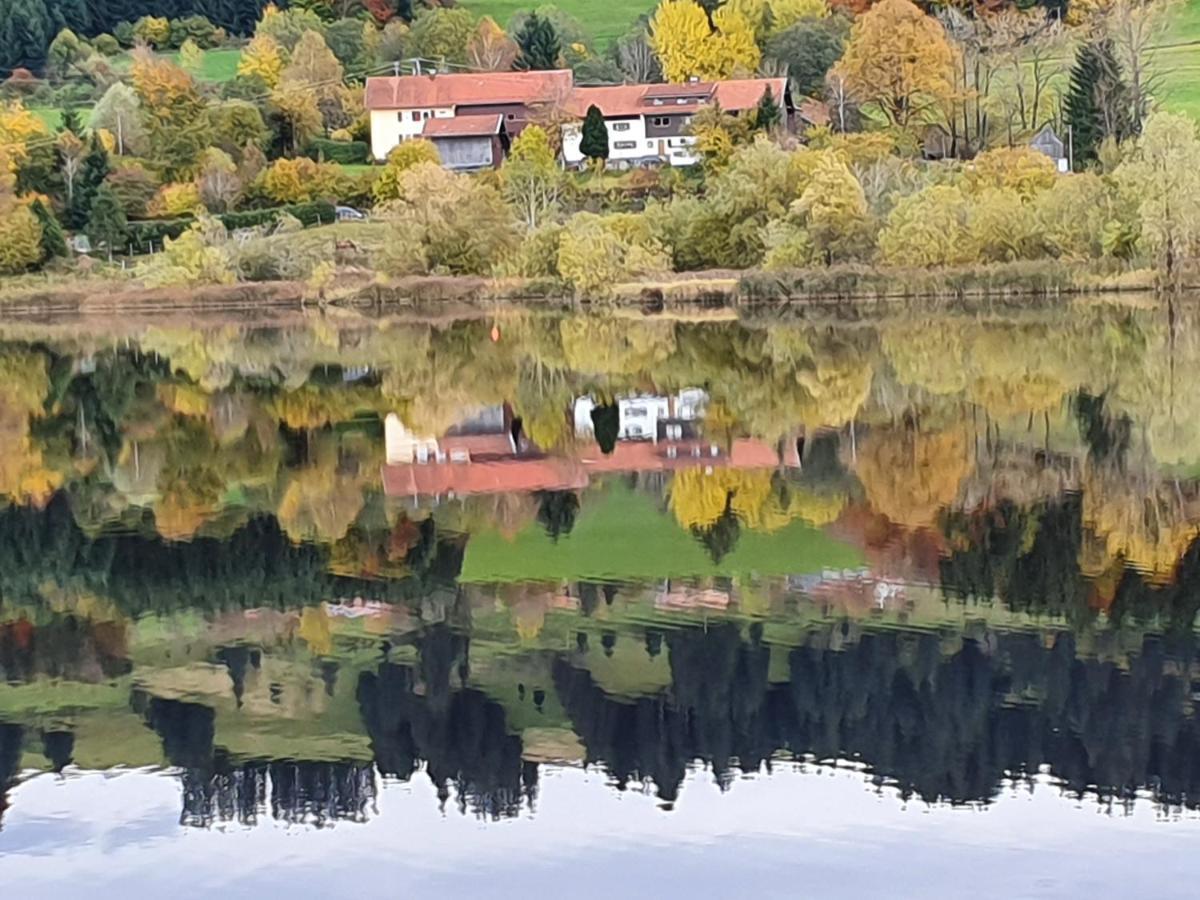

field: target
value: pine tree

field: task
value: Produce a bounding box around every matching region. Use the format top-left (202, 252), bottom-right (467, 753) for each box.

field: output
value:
top-left (754, 86), bottom-right (782, 132)
top-left (580, 104), bottom-right (609, 167)
top-left (29, 199), bottom-right (67, 262)
top-left (59, 106), bottom-right (82, 136)
top-left (86, 185), bottom-right (128, 260)
top-left (67, 132), bottom-right (110, 230)
top-left (515, 13), bottom-right (561, 71)
top-left (0, 0), bottom-right (52, 73)
top-left (1064, 40), bottom-right (1132, 170)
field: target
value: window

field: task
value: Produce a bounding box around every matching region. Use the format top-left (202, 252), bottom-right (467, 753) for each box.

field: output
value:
top-left (652, 116), bottom-right (670, 127)
top-left (410, 111), bottom-right (421, 122)
top-left (421, 110), bottom-right (431, 119)
top-left (397, 112), bottom-right (404, 122)
top-left (613, 121), bottom-right (631, 132)
top-left (613, 140), bottom-right (636, 150)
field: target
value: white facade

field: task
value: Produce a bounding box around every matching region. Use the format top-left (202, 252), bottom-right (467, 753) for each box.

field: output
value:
top-left (369, 106), bottom-right (454, 160)
top-left (562, 116), bottom-right (700, 168)
top-left (573, 390), bottom-right (708, 442)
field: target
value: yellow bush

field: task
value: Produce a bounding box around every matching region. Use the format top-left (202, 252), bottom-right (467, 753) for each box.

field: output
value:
top-left (147, 182), bottom-right (204, 218)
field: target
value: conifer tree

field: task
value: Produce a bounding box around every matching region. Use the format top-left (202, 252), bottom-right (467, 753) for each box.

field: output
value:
top-left (515, 13), bottom-right (561, 70)
top-left (30, 199), bottom-right (67, 262)
top-left (86, 185), bottom-right (127, 260)
top-left (1064, 40), bottom-right (1132, 170)
top-left (754, 85), bottom-right (782, 131)
top-left (580, 104), bottom-right (609, 168)
top-left (66, 133), bottom-right (110, 230)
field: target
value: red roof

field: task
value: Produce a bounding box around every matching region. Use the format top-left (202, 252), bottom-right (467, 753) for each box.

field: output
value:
top-left (381, 439), bottom-right (780, 498)
top-left (568, 78), bottom-right (787, 118)
top-left (422, 114), bottom-right (503, 137)
top-left (365, 71), bottom-right (574, 111)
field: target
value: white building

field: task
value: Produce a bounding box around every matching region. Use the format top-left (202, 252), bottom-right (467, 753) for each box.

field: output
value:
top-left (364, 70), bottom-right (573, 162)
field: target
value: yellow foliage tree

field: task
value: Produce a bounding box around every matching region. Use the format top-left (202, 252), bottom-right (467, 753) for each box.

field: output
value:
top-left (878, 184), bottom-right (975, 266)
top-left (260, 156), bottom-right (343, 203)
top-left (0, 197), bottom-right (43, 275)
top-left (238, 34), bottom-right (286, 88)
top-left (0, 100), bottom-right (50, 174)
top-left (147, 182), bottom-right (204, 218)
top-left (964, 146), bottom-right (1058, 200)
top-left (139, 216), bottom-right (235, 287)
top-left (373, 139), bottom-right (442, 203)
top-left (650, 0), bottom-right (762, 83)
top-left (832, 0), bottom-right (957, 128)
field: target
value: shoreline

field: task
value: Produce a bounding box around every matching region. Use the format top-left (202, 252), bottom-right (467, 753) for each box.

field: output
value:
top-left (0, 261), bottom-right (1179, 317)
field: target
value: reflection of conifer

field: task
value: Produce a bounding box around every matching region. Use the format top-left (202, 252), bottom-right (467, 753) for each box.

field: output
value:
top-left (535, 490), bottom-right (579, 541)
top-left (690, 494), bottom-right (741, 564)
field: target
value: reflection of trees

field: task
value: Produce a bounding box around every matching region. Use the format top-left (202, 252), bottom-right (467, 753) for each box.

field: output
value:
top-left (0, 722), bottom-right (22, 829)
top-left (555, 621), bottom-right (1200, 810)
top-left (357, 624), bottom-right (535, 819)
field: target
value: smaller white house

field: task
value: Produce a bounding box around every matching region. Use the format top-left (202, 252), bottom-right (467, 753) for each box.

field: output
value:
top-left (561, 78), bottom-right (793, 169)
top-left (573, 389), bottom-right (708, 442)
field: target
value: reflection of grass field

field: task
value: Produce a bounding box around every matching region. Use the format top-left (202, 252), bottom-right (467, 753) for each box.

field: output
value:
top-left (461, 482), bottom-right (862, 582)
top-left (458, 0), bottom-right (654, 46)
top-left (1159, 0), bottom-right (1200, 120)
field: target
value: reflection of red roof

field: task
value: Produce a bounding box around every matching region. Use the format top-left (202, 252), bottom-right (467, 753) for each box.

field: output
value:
top-left (381, 439), bottom-right (780, 498)
top-left (567, 78), bottom-right (788, 118)
top-left (382, 456), bottom-right (588, 497)
top-left (366, 71), bottom-right (573, 110)
top-left (422, 114), bottom-right (503, 137)
top-left (441, 434), bottom-right (514, 457)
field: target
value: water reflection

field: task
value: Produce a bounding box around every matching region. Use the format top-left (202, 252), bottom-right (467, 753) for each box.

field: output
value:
top-left (4, 303), bottom-right (1200, 846)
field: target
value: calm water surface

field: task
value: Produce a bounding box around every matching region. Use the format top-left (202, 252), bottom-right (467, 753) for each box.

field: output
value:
top-left (3, 302), bottom-right (1200, 897)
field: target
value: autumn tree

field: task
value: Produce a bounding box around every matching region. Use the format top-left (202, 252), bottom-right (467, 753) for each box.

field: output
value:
top-left (273, 30), bottom-right (354, 152)
top-left (409, 8), bottom-right (474, 64)
top-left (832, 0), bottom-right (957, 129)
top-left (130, 50), bottom-right (211, 178)
top-left (90, 83), bottom-right (147, 157)
top-left (878, 184), bottom-right (974, 266)
top-left (373, 139), bottom-right (441, 203)
top-left (650, 0), bottom-right (761, 83)
top-left (502, 125), bottom-right (563, 229)
top-left (467, 16), bottom-right (519, 71)
top-left (1115, 111), bottom-right (1200, 285)
top-left (238, 33), bottom-right (286, 88)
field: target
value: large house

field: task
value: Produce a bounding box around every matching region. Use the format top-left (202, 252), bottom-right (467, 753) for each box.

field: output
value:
top-left (365, 69), bottom-right (573, 163)
top-left (561, 78), bottom-right (794, 168)
top-left (365, 71), bottom-right (802, 171)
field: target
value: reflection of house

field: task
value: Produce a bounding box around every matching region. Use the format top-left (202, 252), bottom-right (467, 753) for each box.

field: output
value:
top-left (573, 389), bottom-right (707, 442)
top-left (381, 393), bottom-right (780, 500)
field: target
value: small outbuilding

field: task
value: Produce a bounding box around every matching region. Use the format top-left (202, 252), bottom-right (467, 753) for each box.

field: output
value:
top-left (1029, 125), bottom-right (1069, 172)
top-left (420, 114), bottom-right (510, 171)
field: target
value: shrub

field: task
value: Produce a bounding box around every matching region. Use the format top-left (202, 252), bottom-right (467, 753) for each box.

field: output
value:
top-left (878, 184), bottom-right (975, 266)
top-left (139, 216), bottom-right (234, 286)
top-left (964, 146), bottom-right (1058, 200)
top-left (377, 162), bottom-right (517, 275)
top-left (133, 16), bottom-right (171, 48)
top-left (556, 212), bottom-right (670, 294)
top-left (373, 140), bottom-right (441, 203)
top-left (106, 162), bottom-right (160, 218)
top-left (168, 15), bottom-right (222, 50)
top-left (93, 34), bottom-right (121, 56)
top-left (260, 157), bottom-right (345, 204)
top-left (305, 138), bottom-right (371, 165)
top-left (147, 182), bottom-right (204, 218)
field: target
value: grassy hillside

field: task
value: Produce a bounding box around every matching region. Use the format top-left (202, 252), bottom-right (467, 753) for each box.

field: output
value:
top-left (1157, 0), bottom-right (1200, 120)
top-left (457, 0), bottom-right (655, 46)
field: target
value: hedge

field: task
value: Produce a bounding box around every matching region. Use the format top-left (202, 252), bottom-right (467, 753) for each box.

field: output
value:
top-left (304, 139), bottom-right (371, 165)
top-left (125, 201), bottom-right (337, 250)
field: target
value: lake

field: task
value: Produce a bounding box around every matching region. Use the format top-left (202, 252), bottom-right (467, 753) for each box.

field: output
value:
top-left (3, 301), bottom-right (1200, 898)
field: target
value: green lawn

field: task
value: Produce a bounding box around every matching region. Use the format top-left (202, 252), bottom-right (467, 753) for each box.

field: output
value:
top-left (458, 0), bottom-right (654, 46)
top-left (460, 481), bottom-right (863, 583)
top-left (1158, 0), bottom-right (1200, 120)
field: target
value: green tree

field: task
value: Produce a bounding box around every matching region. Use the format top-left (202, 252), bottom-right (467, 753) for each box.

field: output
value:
top-left (580, 104), bottom-right (609, 167)
top-left (764, 18), bottom-right (847, 97)
top-left (86, 184), bottom-right (128, 261)
top-left (515, 13), bottom-right (561, 70)
top-left (29, 199), bottom-right (66, 263)
top-left (0, 0), bottom-right (51, 74)
top-left (409, 8), bottom-right (474, 64)
top-left (754, 86), bottom-right (782, 132)
top-left (66, 132), bottom-right (110, 231)
top-left (1065, 40), bottom-right (1132, 170)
